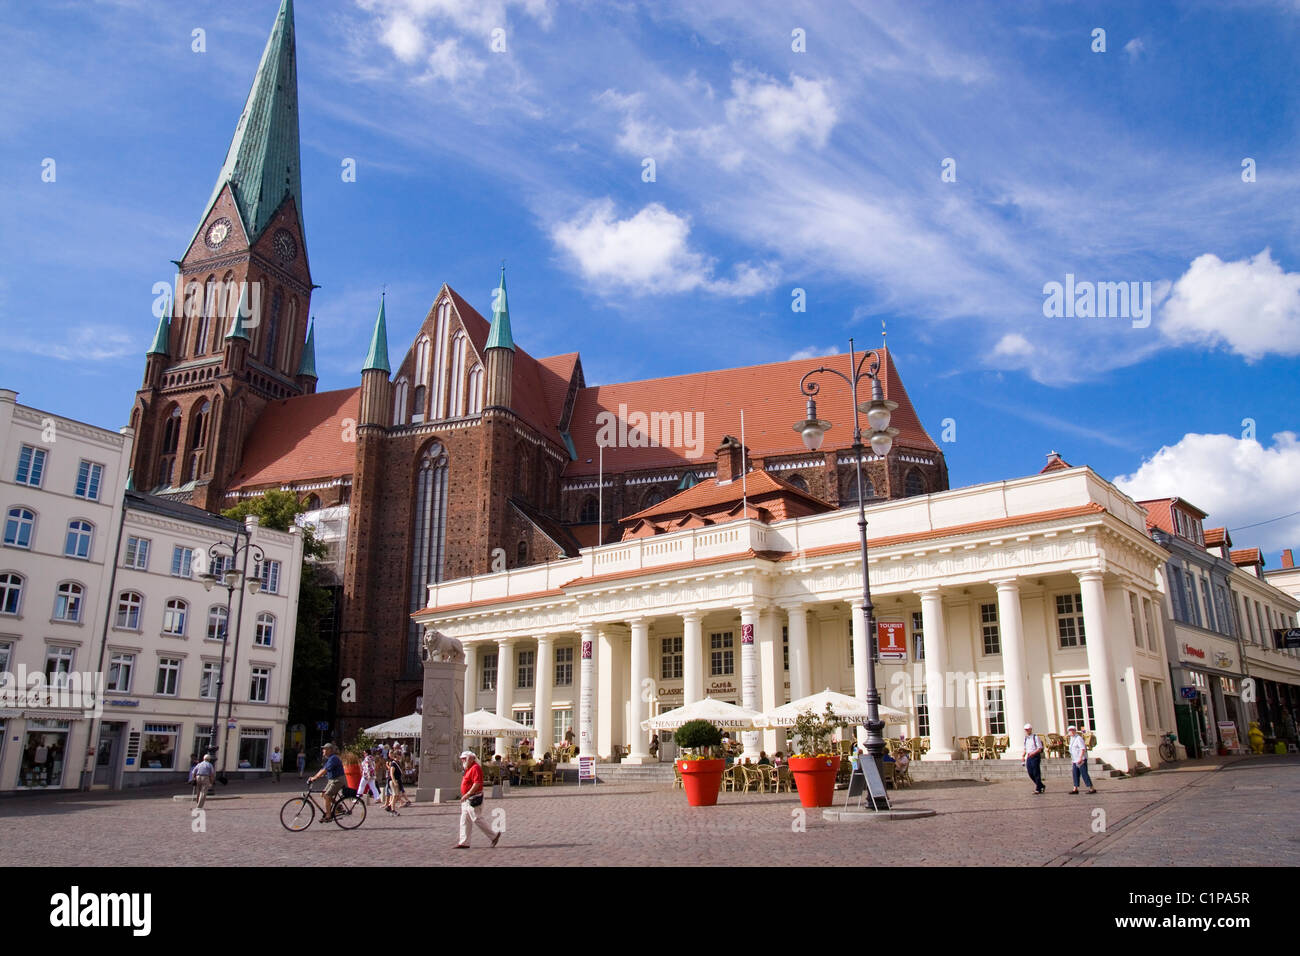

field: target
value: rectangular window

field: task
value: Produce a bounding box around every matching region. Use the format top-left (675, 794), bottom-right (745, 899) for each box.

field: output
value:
top-left (517, 650), bottom-right (535, 689)
top-left (1200, 577), bottom-right (1217, 631)
top-left (1182, 567), bottom-right (1201, 627)
top-left (980, 603), bottom-right (1000, 655)
top-left (911, 611), bottom-right (925, 662)
top-left (155, 658), bottom-right (181, 696)
top-left (1167, 565), bottom-right (1185, 622)
top-left (199, 661), bottom-right (220, 699)
top-left (1062, 681), bottom-right (1095, 731)
top-left (848, 629), bottom-right (854, 667)
top-left (916, 692), bottom-right (930, 737)
top-left (15, 445), bottom-right (47, 487)
top-left (1056, 593), bottom-right (1087, 648)
top-left (553, 707), bottom-right (574, 748)
top-left (45, 646), bottom-right (75, 686)
top-left (140, 723), bottom-right (179, 770)
top-left (1144, 597), bottom-right (1158, 651)
top-left (1129, 592), bottom-right (1143, 648)
top-left (106, 653), bottom-right (134, 693)
top-left (238, 729), bottom-right (270, 770)
top-left (782, 625), bottom-right (789, 672)
top-left (124, 536), bottom-right (150, 570)
top-left (1141, 680), bottom-right (1156, 729)
top-left (660, 637), bottom-right (683, 680)
top-left (193, 725), bottom-right (214, 760)
top-left (1241, 595), bottom-right (1255, 644)
top-left (983, 686), bottom-right (1006, 735)
top-left (1214, 585), bottom-right (1232, 638)
top-left (257, 560), bottom-right (281, 595)
top-left (1255, 602), bottom-right (1266, 648)
top-left (512, 708), bottom-right (534, 728)
top-left (171, 546), bottom-right (193, 578)
top-left (709, 631), bottom-right (734, 677)
top-left (481, 653), bottom-right (497, 692)
top-left (0, 641), bottom-right (11, 674)
top-left (554, 646), bottom-right (573, 686)
top-left (75, 460), bottom-right (104, 500)
top-left (249, 666), bottom-right (270, 702)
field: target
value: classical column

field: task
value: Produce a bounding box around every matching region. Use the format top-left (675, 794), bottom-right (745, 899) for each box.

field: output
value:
top-left (994, 579), bottom-right (1028, 759)
top-left (682, 610), bottom-right (704, 704)
top-left (920, 588), bottom-right (955, 759)
top-left (578, 625), bottom-right (597, 758)
top-left (626, 617), bottom-right (653, 763)
top-left (851, 600), bottom-right (870, 747)
top-left (494, 638), bottom-right (514, 757)
top-left (534, 635), bottom-right (554, 758)
top-left (757, 607), bottom-right (781, 754)
top-left (596, 627), bottom-right (621, 760)
top-left (739, 605), bottom-right (761, 759)
top-left (1078, 570), bottom-right (1125, 755)
top-left (463, 642), bottom-right (478, 718)
top-left (784, 602), bottom-right (812, 702)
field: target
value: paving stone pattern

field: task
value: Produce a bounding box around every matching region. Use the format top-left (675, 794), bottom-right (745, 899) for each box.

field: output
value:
top-left (1, 756), bottom-right (1294, 867)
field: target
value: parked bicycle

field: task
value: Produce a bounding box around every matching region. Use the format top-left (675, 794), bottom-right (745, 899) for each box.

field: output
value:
top-left (1158, 732), bottom-right (1178, 763)
top-left (280, 784), bottom-right (366, 831)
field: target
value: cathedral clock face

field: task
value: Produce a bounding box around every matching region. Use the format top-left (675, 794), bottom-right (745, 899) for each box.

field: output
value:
top-left (272, 228), bottom-right (298, 264)
top-left (205, 218), bottom-right (232, 250)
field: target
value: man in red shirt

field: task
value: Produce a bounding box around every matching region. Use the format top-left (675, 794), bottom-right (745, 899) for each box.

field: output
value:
top-left (456, 751), bottom-right (501, 849)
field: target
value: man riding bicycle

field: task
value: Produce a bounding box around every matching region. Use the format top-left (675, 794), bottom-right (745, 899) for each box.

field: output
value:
top-left (307, 742), bottom-right (345, 821)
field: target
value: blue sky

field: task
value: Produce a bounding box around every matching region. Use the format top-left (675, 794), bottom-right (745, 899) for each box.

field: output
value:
top-left (2, 0), bottom-right (1298, 558)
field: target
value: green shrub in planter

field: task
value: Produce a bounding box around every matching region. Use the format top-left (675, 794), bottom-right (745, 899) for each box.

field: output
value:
top-left (674, 719), bottom-right (722, 759)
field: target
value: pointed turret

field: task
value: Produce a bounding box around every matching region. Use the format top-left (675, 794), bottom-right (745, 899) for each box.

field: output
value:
top-left (296, 317), bottom-right (318, 393)
top-left (484, 266), bottom-right (515, 410)
top-left (189, 0), bottom-right (303, 250)
top-left (359, 295), bottom-right (392, 428)
top-left (143, 308), bottom-right (171, 389)
top-left (148, 311), bottom-right (170, 356)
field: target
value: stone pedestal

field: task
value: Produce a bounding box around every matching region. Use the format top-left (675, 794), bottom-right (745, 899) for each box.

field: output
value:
top-left (415, 658), bottom-right (467, 803)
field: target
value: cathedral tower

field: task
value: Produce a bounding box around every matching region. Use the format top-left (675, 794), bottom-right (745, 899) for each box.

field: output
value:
top-left (129, 0), bottom-right (313, 511)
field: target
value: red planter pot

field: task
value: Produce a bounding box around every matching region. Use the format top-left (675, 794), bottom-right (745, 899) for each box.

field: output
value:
top-left (677, 758), bottom-right (724, 807)
top-left (788, 755), bottom-right (839, 808)
top-left (343, 764), bottom-right (362, 791)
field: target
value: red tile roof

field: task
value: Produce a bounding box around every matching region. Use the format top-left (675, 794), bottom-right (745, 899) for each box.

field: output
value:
top-left (622, 467), bottom-right (832, 524)
top-left (1204, 527), bottom-right (1229, 548)
top-left (563, 346), bottom-right (937, 477)
top-left (1230, 548), bottom-right (1263, 567)
top-left (1137, 498), bottom-right (1175, 534)
top-left (230, 387), bottom-right (360, 490)
top-left (1039, 451), bottom-right (1072, 473)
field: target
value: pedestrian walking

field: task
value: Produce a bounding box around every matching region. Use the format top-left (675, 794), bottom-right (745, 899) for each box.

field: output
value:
top-left (270, 745), bottom-right (283, 782)
top-left (1067, 726), bottom-right (1097, 794)
top-left (455, 751), bottom-right (500, 849)
top-left (190, 753), bottom-right (216, 808)
top-left (1023, 722), bottom-right (1046, 794)
top-left (358, 748), bottom-right (381, 803)
top-left (296, 747), bottom-right (307, 779)
top-left (384, 752), bottom-right (406, 815)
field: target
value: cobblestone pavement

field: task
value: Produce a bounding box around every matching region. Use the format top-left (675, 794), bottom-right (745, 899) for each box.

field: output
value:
top-left (1, 756), bottom-right (1295, 867)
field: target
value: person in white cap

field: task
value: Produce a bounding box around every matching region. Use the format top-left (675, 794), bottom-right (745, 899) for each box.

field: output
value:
top-left (1022, 723), bottom-right (1046, 794)
top-left (1067, 726), bottom-right (1097, 794)
top-left (455, 751), bottom-right (501, 849)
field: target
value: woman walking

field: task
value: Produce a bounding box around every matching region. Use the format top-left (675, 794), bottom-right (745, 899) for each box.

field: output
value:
top-left (384, 752), bottom-right (405, 814)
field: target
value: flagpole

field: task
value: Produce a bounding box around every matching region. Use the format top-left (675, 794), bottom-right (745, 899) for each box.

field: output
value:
top-left (597, 443), bottom-right (603, 547)
top-left (740, 409), bottom-right (747, 515)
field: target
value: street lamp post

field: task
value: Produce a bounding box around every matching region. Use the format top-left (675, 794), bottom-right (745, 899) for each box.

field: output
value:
top-left (793, 338), bottom-right (898, 783)
top-left (199, 530), bottom-right (264, 781)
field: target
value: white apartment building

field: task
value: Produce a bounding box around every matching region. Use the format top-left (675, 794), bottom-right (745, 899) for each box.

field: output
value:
top-left (0, 389), bottom-right (304, 791)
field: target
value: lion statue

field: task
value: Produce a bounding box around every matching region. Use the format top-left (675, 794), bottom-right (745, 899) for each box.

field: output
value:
top-left (422, 628), bottom-right (466, 664)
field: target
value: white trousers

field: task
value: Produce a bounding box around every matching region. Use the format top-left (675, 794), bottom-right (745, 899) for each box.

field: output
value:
top-left (458, 800), bottom-right (496, 845)
top-left (358, 775), bottom-right (380, 800)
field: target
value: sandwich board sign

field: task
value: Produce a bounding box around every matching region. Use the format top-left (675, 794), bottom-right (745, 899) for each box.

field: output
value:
top-left (844, 753), bottom-right (890, 811)
top-left (577, 755), bottom-right (597, 787)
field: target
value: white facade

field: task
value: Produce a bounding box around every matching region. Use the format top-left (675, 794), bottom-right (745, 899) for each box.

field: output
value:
top-left (0, 388), bottom-right (305, 791)
top-left (415, 466), bottom-right (1176, 772)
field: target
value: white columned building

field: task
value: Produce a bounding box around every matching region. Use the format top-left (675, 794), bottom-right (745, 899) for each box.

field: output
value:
top-left (414, 466), bottom-right (1178, 772)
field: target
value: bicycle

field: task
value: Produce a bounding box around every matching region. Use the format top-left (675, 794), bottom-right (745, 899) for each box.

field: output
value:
top-left (280, 784), bottom-right (366, 831)
top-left (1158, 732), bottom-right (1178, 763)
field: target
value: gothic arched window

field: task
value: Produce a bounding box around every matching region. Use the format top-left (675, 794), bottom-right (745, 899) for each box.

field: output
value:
top-left (904, 469), bottom-right (926, 497)
top-left (643, 487), bottom-right (666, 510)
top-left (580, 496), bottom-right (599, 523)
top-left (408, 442), bottom-right (449, 675)
top-left (263, 286), bottom-right (283, 366)
top-left (187, 401), bottom-right (211, 482)
top-left (393, 378), bottom-right (409, 425)
top-left (432, 299), bottom-right (452, 419)
top-left (158, 406), bottom-right (182, 487)
top-left (840, 469), bottom-right (874, 506)
top-left (516, 540), bottom-right (528, 566)
top-left (785, 473), bottom-right (809, 493)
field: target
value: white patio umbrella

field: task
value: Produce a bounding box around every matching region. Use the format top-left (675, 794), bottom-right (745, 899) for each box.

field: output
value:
top-left (759, 688), bottom-right (908, 728)
top-left (364, 712), bottom-right (422, 737)
top-left (461, 708), bottom-right (534, 738)
top-left (640, 696), bottom-right (765, 731)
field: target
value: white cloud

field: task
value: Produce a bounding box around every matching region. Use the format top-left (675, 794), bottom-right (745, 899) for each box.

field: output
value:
top-left (361, 0), bottom-right (552, 64)
top-left (1124, 37), bottom-right (1145, 60)
top-left (381, 13), bottom-right (425, 63)
top-left (8, 325), bottom-right (138, 362)
top-left (1113, 432), bottom-right (1300, 552)
top-left (992, 333), bottom-right (1035, 360)
top-left (427, 38), bottom-right (485, 83)
top-left (1160, 249), bottom-right (1300, 360)
top-left (724, 73), bottom-right (837, 150)
top-left (788, 345), bottom-right (841, 361)
top-left (551, 199), bottom-right (776, 297)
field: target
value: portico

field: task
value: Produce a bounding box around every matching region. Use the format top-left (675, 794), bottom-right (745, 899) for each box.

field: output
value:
top-left (414, 466), bottom-right (1175, 772)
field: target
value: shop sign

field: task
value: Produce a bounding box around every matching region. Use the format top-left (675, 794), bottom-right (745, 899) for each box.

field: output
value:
top-left (1276, 628), bottom-right (1300, 649)
top-left (1179, 687), bottom-right (1198, 700)
top-left (1180, 639), bottom-right (1235, 671)
top-left (1218, 722), bottom-right (1241, 752)
top-left (877, 622), bottom-right (907, 660)
top-left (108, 699), bottom-right (139, 707)
top-left (656, 685), bottom-right (683, 698)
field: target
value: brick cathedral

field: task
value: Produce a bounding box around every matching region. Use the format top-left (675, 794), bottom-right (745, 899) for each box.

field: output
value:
top-left (128, 1), bottom-right (949, 738)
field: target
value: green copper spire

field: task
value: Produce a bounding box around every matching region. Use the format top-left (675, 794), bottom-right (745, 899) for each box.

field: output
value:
top-left (125, 469), bottom-right (136, 492)
top-left (148, 310), bottom-right (170, 356)
top-left (363, 295), bottom-right (391, 374)
top-left (297, 318), bottom-right (317, 378)
top-left (225, 309), bottom-right (250, 342)
top-left (189, 0), bottom-right (303, 250)
top-left (485, 266), bottom-right (515, 351)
